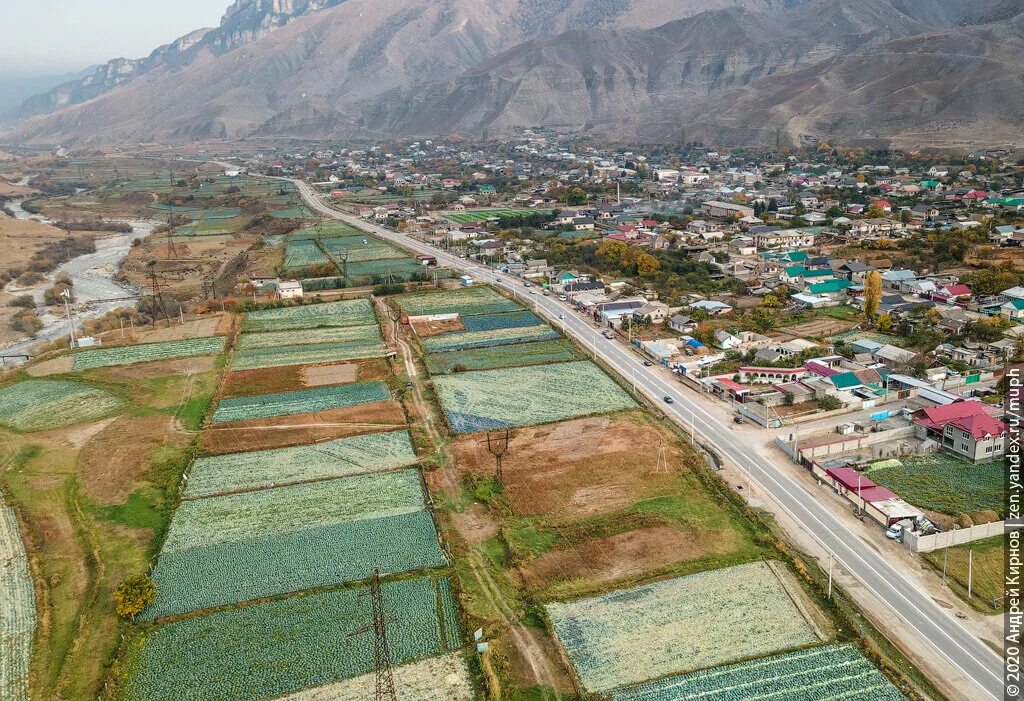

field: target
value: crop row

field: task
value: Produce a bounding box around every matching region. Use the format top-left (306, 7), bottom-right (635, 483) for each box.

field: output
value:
top-left (0, 503), bottom-right (36, 701)
top-left (547, 561), bottom-right (821, 692)
top-left (612, 645), bottom-right (905, 701)
top-left (164, 470), bottom-right (428, 554)
top-left (144, 510), bottom-right (447, 619)
top-left (184, 430), bottom-right (418, 498)
top-left (0, 380), bottom-right (123, 432)
top-left (277, 654), bottom-right (474, 701)
top-left (242, 300), bottom-right (377, 333)
top-left (231, 340), bottom-right (387, 370)
top-left (433, 361), bottom-right (636, 434)
top-left (395, 286), bottom-right (523, 317)
top-left (426, 339), bottom-right (580, 374)
top-left (284, 239), bottom-right (330, 269)
top-left (73, 337), bottom-right (226, 370)
top-left (869, 455), bottom-right (1004, 517)
top-left (423, 324), bottom-right (560, 353)
top-left (211, 381), bottom-right (390, 423)
top-left (460, 310), bottom-right (543, 333)
top-left (236, 324), bottom-right (382, 350)
top-left (124, 576), bottom-right (459, 701)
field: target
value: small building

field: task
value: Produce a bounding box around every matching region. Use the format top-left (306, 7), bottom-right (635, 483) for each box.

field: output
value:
top-left (277, 281), bottom-right (304, 300)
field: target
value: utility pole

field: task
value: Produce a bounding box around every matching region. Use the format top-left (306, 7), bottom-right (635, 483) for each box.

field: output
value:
top-left (61, 288), bottom-right (76, 349)
top-left (487, 429), bottom-right (510, 487)
top-left (349, 569), bottom-right (398, 701)
top-left (968, 548), bottom-right (973, 600)
top-left (827, 552), bottom-right (833, 599)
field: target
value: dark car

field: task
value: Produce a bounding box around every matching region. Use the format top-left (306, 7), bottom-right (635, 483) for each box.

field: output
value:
top-left (664, 396), bottom-right (674, 404)
top-left (733, 415), bottom-right (745, 424)
top-left (643, 360), bottom-right (654, 367)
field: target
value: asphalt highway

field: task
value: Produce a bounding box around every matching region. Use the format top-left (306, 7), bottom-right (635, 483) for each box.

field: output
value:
top-left (293, 180), bottom-right (1005, 700)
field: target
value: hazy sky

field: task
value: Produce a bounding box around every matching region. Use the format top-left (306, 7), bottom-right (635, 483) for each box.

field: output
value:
top-left (1, 1), bottom-right (226, 76)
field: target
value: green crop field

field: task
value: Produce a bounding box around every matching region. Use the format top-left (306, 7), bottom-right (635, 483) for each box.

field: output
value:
top-left (423, 324), bottom-right (560, 353)
top-left (0, 380), bottom-right (123, 432)
top-left (237, 324), bottom-right (382, 350)
top-left (611, 645), bottom-right (904, 701)
top-left (0, 503), bottom-right (37, 701)
top-left (867, 454), bottom-right (1004, 516)
top-left (211, 382), bottom-right (390, 423)
top-left (433, 361), bottom-right (635, 433)
top-left (444, 209), bottom-right (550, 224)
top-left (288, 221), bottom-right (362, 240)
top-left (426, 339), bottom-right (581, 374)
top-left (184, 430), bottom-right (418, 498)
top-left (283, 240), bottom-right (330, 269)
top-left (232, 340), bottom-right (387, 370)
top-left (242, 300), bottom-right (377, 333)
top-left (145, 470), bottom-right (445, 618)
top-left (73, 337), bottom-right (226, 370)
top-left (395, 287), bottom-right (523, 318)
top-left (122, 576), bottom-right (462, 701)
top-left (548, 562), bottom-right (821, 692)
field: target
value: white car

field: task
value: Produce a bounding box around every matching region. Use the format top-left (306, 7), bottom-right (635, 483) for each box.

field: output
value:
top-left (558, 314), bottom-right (566, 320)
top-left (559, 295), bottom-right (568, 301)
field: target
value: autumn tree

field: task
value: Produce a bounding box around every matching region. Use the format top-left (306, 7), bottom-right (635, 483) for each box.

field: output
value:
top-left (566, 187), bottom-right (588, 206)
top-left (114, 575), bottom-right (157, 620)
top-left (636, 253), bottom-right (660, 276)
top-left (863, 270), bottom-right (882, 321)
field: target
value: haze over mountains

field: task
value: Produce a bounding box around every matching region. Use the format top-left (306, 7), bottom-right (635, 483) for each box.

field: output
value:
top-left (9, 0), bottom-right (1024, 149)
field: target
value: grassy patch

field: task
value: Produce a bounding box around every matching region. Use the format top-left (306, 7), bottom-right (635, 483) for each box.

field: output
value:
top-left (923, 535), bottom-right (1006, 612)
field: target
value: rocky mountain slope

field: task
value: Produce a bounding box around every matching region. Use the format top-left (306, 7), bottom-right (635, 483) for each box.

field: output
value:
top-left (10, 0), bottom-right (1021, 148)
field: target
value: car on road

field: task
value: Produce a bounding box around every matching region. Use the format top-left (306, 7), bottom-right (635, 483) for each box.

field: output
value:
top-left (523, 281), bottom-right (533, 287)
top-left (733, 415), bottom-right (745, 424)
top-left (558, 295), bottom-right (568, 301)
top-left (529, 289), bottom-right (536, 294)
top-left (558, 314), bottom-right (565, 320)
top-left (663, 396), bottom-right (674, 404)
top-left (643, 360), bottom-right (654, 367)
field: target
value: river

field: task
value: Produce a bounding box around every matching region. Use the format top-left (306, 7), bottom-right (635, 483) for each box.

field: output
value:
top-left (2, 195), bottom-right (162, 361)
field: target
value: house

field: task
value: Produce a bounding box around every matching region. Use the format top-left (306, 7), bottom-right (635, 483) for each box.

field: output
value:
top-left (753, 228), bottom-right (817, 249)
top-left (932, 284), bottom-right (972, 305)
top-left (668, 315), bottom-right (696, 334)
top-left (598, 299), bottom-right (647, 327)
top-left (276, 280), bottom-right (304, 300)
top-left (689, 300), bottom-right (734, 316)
top-left (714, 330), bottom-right (742, 350)
top-left (635, 301), bottom-right (671, 324)
top-left (881, 269), bottom-right (916, 290)
top-left (836, 261), bottom-right (874, 283)
top-left (914, 401), bottom-right (1004, 462)
top-left (873, 344), bottom-right (917, 368)
top-left (1001, 299), bottom-right (1024, 321)
top-left (701, 200), bottom-right (755, 220)
top-left (806, 279), bottom-right (853, 297)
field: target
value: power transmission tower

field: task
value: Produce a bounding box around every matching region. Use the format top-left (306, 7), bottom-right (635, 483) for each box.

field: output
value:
top-left (147, 265), bottom-right (169, 326)
top-left (384, 303), bottom-right (402, 341)
top-left (350, 569), bottom-right (398, 701)
top-left (655, 440), bottom-right (669, 475)
top-left (165, 226), bottom-right (178, 259)
top-left (337, 251), bottom-right (350, 280)
top-left (486, 429), bottom-right (511, 486)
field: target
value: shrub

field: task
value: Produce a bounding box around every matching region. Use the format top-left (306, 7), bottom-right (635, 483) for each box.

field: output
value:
top-left (818, 395), bottom-right (843, 411)
top-left (8, 296), bottom-right (35, 309)
top-left (115, 575), bottom-right (158, 620)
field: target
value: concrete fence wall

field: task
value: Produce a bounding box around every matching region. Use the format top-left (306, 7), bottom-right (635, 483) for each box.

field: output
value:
top-left (787, 426), bottom-right (918, 460)
top-left (903, 521), bottom-right (1005, 553)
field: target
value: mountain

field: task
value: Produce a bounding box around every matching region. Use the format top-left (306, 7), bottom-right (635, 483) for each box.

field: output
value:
top-left (0, 68), bottom-right (95, 122)
top-left (10, 0), bottom-right (1021, 149)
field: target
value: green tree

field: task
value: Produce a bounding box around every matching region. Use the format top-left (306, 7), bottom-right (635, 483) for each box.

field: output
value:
top-left (566, 187), bottom-right (588, 206)
top-left (818, 395), bottom-right (843, 411)
top-left (114, 575), bottom-right (157, 620)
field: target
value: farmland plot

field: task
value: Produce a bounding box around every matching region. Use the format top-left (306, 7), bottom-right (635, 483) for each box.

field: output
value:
top-left (612, 645), bottom-right (904, 701)
top-left (232, 340), bottom-right (387, 371)
top-left (184, 430), bottom-right (417, 498)
top-left (0, 502), bottom-right (36, 701)
top-left (237, 324), bottom-right (382, 350)
top-left (396, 287), bottom-right (522, 317)
top-left (320, 235), bottom-right (409, 262)
top-left (423, 324), bottom-right (560, 353)
top-left (0, 380), bottom-right (123, 431)
top-left (243, 300), bottom-right (377, 333)
top-left (146, 471), bottom-right (445, 618)
top-left (427, 339), bottom-right (580, 374)
top-left (434, 361), bottom-right (636, 433)
top-left (868, 454), bottom-right (1004, 516)
top-left (344, 258), bottom-right (423, 281)
top-left (211, 382), bottom-right (390, 423)
top-left (547, 561), bottom-right (821, 692)
top-left (73, 337), bottom-right (226, 370)
top-left (284, 240), bottom-right (330, 269)
top-left (289, 221), bottom-right (361, 240)
top-left (123, 576), bottom-right (462, 701)
top-left (460, 310), bottom-right (542, 332)
top-left (278, 654), bottom-right (474, 701)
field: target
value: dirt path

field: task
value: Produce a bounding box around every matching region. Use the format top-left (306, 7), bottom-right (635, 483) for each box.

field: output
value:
top-left (469, 551), bottom-right (565, 701)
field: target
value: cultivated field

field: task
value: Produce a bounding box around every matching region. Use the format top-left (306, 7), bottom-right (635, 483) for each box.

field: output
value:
top-left (277, 653), bottom-right (474, 701)
top-left (444, 209), bottom-right (550, 224)
top-left (612, 645), bottom-right (905, 701)
top-left (868, 454), bottom-right (1004, 517)
top-left (232, 340), bottom-right (388, 370)
top-left (237, 325), bottom-right (381, 350)
top-left (121, 576), bottom-right (462, 701)
top-left (547, 561), bottom-right (822, 692)
top-left (433, 361), bottom-right (636, 433)
top-left (146, 470), bottom-right (445, 618)
top-left (184, 430), bottom-right (418, 498)
top-left (242, 300), bottom-right (377, 333)
top-left (396, 286), bottom-right (522, 317)
top-left (423, 324), bottom-right (560, 353)
top-left (211, 382), bottom-right (391, 423)
top-left (72, 337), bottom-right (226, 370)
top-left (426, 338), bottom-right (580, 374)
top-left (0, 380), bottom-right (123, 431)
top-left (0, 502), bottom-right (36, 701)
